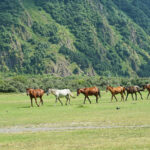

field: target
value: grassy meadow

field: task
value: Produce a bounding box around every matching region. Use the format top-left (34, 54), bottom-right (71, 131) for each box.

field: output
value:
top-left (0, 91), bottom-right (150, 150)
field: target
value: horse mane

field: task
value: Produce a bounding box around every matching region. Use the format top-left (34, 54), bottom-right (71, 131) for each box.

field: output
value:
top-left (107, 85), bottom-right (113, 88)
top-left (77, 88), bottom-right (84, 91)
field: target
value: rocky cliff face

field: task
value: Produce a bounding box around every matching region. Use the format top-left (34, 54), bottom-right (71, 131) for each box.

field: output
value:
top-left (0, 0), bottom-right (150, 77)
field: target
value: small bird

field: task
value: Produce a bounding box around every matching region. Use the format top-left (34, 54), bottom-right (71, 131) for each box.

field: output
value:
top-left (116, 107), bottom-right (120, 110)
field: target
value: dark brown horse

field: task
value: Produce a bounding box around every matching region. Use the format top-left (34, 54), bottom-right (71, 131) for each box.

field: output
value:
top-left (26, 88), bottom-right (45, 107)
top-left (125, 86), bottom-right (143, 101)
top-left (106, 86), bottom-right (125, 102)
top-left (77, 87), bottom-right (101, 104)
top-left (143, 84), bottom-right (150, 99)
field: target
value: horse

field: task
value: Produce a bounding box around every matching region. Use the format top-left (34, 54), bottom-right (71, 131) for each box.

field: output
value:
top-left (106, 86), bottom-right (125, 102)
top-left (47, 89), bottom-right (75, 105)
top-left (125, 86), bottom-right (143, 101)
top-left (77, 87), bottom-right (100, 104)
top-left (26, 88), bottom-right (45, 107)
top-left (143, 84), bottom-right (150, 99)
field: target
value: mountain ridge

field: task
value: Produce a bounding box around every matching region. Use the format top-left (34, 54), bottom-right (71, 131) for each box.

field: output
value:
top-left (0, 0), bottom-right (150, 77)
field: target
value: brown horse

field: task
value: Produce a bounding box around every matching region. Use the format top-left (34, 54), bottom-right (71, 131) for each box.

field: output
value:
top-left (125, 86), bottom-right (143, 101)
top-left (26, 88), bottom-right (45, 107)
top-left (143, 84), bottom-right (150, 99)
top-left (106, 86), bottom-right (125, 102)
top-left (77, 87), bottom-right (101, 104)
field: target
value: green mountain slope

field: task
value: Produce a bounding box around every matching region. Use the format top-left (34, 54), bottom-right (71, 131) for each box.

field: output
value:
top-left (0, 0), bottom-right (150, 77)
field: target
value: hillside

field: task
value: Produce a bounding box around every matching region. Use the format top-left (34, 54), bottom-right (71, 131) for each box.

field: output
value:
top-left (0, 0), bottom-right (150, 77)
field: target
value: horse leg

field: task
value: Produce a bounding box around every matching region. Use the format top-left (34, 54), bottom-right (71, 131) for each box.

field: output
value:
top-left (147, 92), bottom-right (150, 99)
top-left (40, 97), bottom-right (43, 105)
top-left (68, 96), bottom-right (71, 105)
top-left (54, 98), bottom-right (58, 106)
top-left (138, 91), bottom-right (143, 100)
top-left (55, 97), bottom-right (58, 103)
top-left (131, 94), bottom-right (134, 100)
top-left (65, 96), bottom-right (68, 105)
top-left (58, 98), bottom-right (63, 106)
top-left (35, 98), bottom-right (39, 107)
top-left (114, 95), bottom-right (118, 102)
top-left (95, 95), bottom-right (98, 103)
top-left (67, 95), bottom-right (71, 105)
top-left (125, 93), bottom-right (129, 101)
top-left (121, 93), bottom-right (124, 101)
top-left (41, 97), bottom-right (44, 105)
top-left (120, 93), bottom-right (122, 101)
top-left (30, 97), bottom-right (33, 107)
top-left (135, 93), bottom-right (137, 100)
top-left (111, 95), bottom-right (113, 102)
top-left (122, 93), bottom-right (124, 101)
top-left (87, 96), bottom-right (91, 104)
top-left (83, 96), bottom-right (86, 104)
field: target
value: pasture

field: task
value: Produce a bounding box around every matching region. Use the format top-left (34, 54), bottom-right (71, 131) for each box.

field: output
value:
top-left (0, 91), bottom-right (150, 150)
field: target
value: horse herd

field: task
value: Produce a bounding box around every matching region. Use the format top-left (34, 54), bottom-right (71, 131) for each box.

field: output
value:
top-left (26, 84), bottom-right (150, 107)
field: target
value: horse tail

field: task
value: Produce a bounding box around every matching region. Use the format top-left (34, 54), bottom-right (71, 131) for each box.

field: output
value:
top-left (70, 92), bottom-right (76, 98)
top-left (98, 88), bottom-right (101, 98)
top-left (123, 87), bottom-right (126, 95)
top-left (136, 86), bottom-right (144, 92)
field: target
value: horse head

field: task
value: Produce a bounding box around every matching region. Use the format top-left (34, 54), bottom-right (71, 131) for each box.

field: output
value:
top-left (142, 84), bottom-right (148, 90)
top-left (26, 88), bottom-right (31, 96)
top-left (77, 89), bottom-right (81, 96)
top-left (47, 89), bottom-right (52, 96)
top-left (125, 87), bottom-right (129, 91)
top-left (106, 86), bottom-right (111, 92)
top-left (142, 85), bottom-right (146, 90)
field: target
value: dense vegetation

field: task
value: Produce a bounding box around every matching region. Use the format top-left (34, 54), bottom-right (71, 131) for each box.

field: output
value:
top-left (0, 0), bottom-right (150, 77)
top-left (0, 73), bottom-right (150, 93)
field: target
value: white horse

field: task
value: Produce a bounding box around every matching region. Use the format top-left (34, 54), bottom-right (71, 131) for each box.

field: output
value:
top-left (47, 89), bottom-right (75, 105)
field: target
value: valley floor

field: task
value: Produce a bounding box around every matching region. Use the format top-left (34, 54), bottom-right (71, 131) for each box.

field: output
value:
top-left (0, 92), bottom-right (150, 150)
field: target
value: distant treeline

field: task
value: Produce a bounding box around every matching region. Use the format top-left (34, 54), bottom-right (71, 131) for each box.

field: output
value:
top-left (0, 74), bottom-right (150, 93)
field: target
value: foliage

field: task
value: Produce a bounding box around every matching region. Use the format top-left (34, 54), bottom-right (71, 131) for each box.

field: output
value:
top-left (0, 74), bottom-right (149, 93)
top-left (0, 0), bottom-right (150, 77)
top-left (0, 0), bottom-right (23, 26)
top-left (59, 46), bottom-right (89, 69)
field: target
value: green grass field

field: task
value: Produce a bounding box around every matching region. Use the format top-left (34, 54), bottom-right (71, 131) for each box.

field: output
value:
top-left (0, 91), bottom-right (150, 150)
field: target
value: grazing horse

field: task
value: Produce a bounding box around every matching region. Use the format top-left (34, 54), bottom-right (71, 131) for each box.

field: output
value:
top-left (143, 84), bottom-right (150, 99)
top-left (77, 87), bottom-right (100, 104)
top-left (125, 86), bottom-right (143, 101)
top-left (26, 88), bottom-right (45, 107)
top-left (106, 86), bottom-right (125, 102)
top-left (47, 89), bottom-right (75, 105)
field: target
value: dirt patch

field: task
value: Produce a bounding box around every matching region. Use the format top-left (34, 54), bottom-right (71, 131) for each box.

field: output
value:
top-left (0, 125), bottom-right (150, 133)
